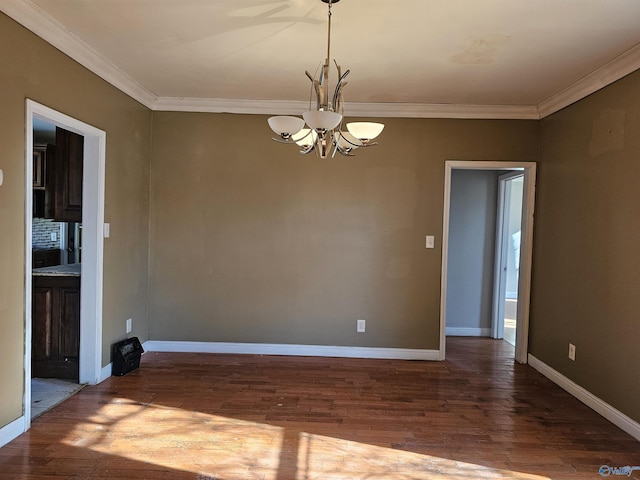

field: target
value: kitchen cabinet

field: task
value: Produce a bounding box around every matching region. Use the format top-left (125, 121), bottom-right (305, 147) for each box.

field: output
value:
top-left (52, 127), bottom-right (83, 222)
top-left (32, 128), bottom-right (83, 222)
top-left (32, 248), bottom-right (62, 268)
top-left (32, 274), bottom-right (80, 381)
top-left (32, 144), bottom-right (54, 218)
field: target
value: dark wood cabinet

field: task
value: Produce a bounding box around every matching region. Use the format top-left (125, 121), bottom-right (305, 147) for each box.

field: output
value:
top-left (32, 144), bottom-right (55, 218)
top-left (32, 249), bottom-right (62, 268)
top-left (32, 275), bottom-right (80, 381)
top-left (32, 128), bottom-right (83, 222)
top-left (52, 127), bottom-right (83, 222)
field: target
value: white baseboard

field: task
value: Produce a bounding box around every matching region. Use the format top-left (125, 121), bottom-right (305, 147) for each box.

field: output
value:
top-left (99, 362), bottom-right (112, 383)
top-left (143, 341), bottom-right (440, 361)
top-left (0, 416), bottom-right (25, 449)
top-left (528, 354), bottom-right (640, 441)
top-left (446, 327), bottom-right (492, 337)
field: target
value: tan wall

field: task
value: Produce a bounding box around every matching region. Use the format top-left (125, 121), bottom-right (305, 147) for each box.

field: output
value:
top-left (532, 69), bottom-right (640, 422)
top-left (5, 3), bottom-right (636, 436)
top-left (0, 13), bottom-right (151, 427)
top-left (149, 113), bottom-right (538, 349)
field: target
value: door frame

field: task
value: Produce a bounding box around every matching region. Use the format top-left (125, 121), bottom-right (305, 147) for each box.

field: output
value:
top-left (439, 160), bottom-right (536, 363)
top-left (24, 100), bottom-right (106, 428)
top-left (492, 171), bottom-right (525, 339)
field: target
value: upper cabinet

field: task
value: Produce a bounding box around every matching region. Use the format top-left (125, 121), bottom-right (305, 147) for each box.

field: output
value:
top-left (52, 127), bottom-right (83, 223)
top-left (33, 144), bottom-right (55, 218)
top-left (33, 127), bottom-right (83, 222)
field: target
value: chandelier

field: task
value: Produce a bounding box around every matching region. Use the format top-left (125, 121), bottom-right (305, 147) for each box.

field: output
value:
top-left (267, 0), bottom-right (384, 158)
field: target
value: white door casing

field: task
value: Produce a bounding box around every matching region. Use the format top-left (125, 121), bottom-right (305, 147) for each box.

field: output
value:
top-left (24, 100), bottom-right (106, 430)
top-left (440, 161), bottom-right (536, 363)
top-left (492, 171), bottom-right (524, 340)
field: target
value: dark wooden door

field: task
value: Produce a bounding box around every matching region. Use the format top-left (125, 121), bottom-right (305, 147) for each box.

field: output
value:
top-left (32, 276), bottom-right (80, 381)
top-left (53, 127), bottom-right (83, 222)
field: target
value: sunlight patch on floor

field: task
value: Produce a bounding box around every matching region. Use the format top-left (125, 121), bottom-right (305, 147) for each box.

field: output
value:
top-left (62, 398), bottom-right (550, 480)
top-left (297, 432), bottom-right (550, 480)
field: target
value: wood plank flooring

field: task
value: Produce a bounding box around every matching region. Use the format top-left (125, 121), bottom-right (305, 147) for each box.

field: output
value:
top-left (1, 338), bottom-right (638, 479)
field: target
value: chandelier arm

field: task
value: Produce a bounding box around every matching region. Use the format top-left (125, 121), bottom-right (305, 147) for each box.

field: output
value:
top-left (341, 135), bottom-right (361, 148)
top-left (272, 137), bottom-right (295, 144)
top-left (300, 145), bottom-right (315, 155)
top-left (297, 129), bottom-right (314, 143)
top-left (334, 142), bottom-right (355, 156)
top-left (332, 69), bottom-right (350, 113)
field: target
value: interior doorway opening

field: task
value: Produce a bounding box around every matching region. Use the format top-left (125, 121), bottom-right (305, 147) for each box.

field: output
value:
top-left (439, 161), bottom-right (536, 364)
top-left (24, 100), bottom-right (106, 429)
top-left (31, 119), bottom-right (84, 418)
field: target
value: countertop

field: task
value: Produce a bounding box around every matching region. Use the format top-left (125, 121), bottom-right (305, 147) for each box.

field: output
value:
top-left (32, 263), bottom-right (81, 277)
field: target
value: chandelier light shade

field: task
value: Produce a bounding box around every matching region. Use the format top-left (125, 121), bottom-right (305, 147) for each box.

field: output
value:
top-left (293, 128), bottom-right (318, 149)
top-left (268, 116), bottom-right (305, 138)
top-left (267, 0), bottom-right (384, 158)
top-left (346, 122), bottom-right (385, 144)
top-left (303, 110), bottom-right (343, 131)
top-left (334, 130), bottom-right (362, 154)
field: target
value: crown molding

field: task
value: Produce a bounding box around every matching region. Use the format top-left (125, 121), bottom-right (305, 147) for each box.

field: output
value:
top-left (0, 0), bottom-right (158, 109)
top-left (153, 96), bottom-right (541, 120)
top-left (537, 42), bottom-right (640, 118)
top-left (3, 0), bottom-right (639, 119)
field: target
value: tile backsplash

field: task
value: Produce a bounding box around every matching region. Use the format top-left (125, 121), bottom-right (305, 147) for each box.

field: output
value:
top-left (32, 218), bottom-right (64, 249)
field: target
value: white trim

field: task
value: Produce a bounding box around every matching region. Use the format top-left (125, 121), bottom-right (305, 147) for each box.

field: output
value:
top-left (492, 175), bottom-right (508, 339)
top-left (528, 355), bottom-right (640, 441)
top-left (153, 97), bottom-right (541, 119)
top-left (515, 164), bottom-right (536, 363)
top-left (440, 161), bottom-right (536, 364)
top-left (23, 111), bottom-right (34, 426)
top-left (492, 171), bottom-right (525, 339)
top-left (3, 0), bottom-right (640, 119)
top-left (438, 165), bottom-right (453, 361)
top-left (99, 363), bottom-right (113, 383)
top-left (537, 43), bottom-right (640, 119)
top-left (0, 416), bottom-right (25, 449)
top-left (79, 132), bottom-right (106, 386)
top-left (445, 327), bottom-right (492, 337)
top-left (25, 100), bottom-right (106, 433)
top-left (143, 341), bottom-right (440, 361)
top-left (1, 0), bottom-right (157, 108)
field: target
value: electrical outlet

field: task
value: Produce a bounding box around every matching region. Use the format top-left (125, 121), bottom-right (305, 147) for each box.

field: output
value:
top-left (568, 343), bottom-right (576, 361)
top-left (126, 318), bottom-right (132, 334)
top-left (357, 319), bottom-right (366, 333)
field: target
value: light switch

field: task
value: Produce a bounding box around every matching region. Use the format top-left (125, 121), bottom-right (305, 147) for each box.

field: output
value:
top-left (0, 169), bottom-right (3, 186)
top-left (426, 235), bottom-right (435, 249)
top-left (103, 223), bottom-right (110, 238)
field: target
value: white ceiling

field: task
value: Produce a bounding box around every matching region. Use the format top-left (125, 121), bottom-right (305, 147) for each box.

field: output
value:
top-left (3, 0), bottom-right (640, 118)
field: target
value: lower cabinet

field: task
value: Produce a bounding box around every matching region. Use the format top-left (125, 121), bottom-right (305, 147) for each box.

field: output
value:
top-left (32, 275), bottom-right (80, 381)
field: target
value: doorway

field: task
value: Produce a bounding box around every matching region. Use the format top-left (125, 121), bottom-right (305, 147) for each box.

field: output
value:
top-left (24, 100), bottom-right (106, 428)
top-left (492, 172), bottom-right (524, 347)
top-left (439, 161), bottom-right (536, 364)
top-left (31, 120), bottom-right (84, 417)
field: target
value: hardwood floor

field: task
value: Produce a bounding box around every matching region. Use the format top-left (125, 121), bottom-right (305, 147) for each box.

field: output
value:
top-left (1, 338), bottom-right (638, 479)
